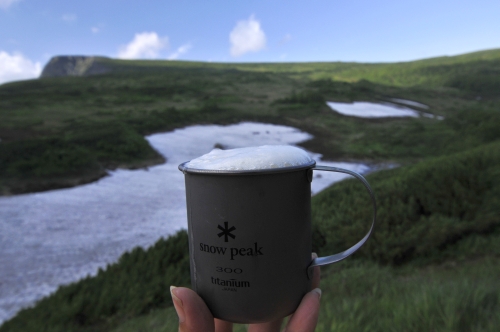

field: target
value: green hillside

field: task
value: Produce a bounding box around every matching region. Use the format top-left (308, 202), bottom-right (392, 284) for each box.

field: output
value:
top-left (1, 49), bottom-right (499, 331)
top-left (41, 47), bottom-right (500, 88)
top-left (2, 140), bottom-right (499, 332)
top-left (74, 48), bottom-right (500, 88)
top-left (1, 49), bottom-right (500, 194)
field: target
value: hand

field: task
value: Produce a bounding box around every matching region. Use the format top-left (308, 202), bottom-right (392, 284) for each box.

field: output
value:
top-left (170, 257), bottom-right (321, 332)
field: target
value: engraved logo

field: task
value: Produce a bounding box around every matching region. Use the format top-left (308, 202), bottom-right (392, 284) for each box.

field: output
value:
top-left (217, 222), bottom-right (236, 242)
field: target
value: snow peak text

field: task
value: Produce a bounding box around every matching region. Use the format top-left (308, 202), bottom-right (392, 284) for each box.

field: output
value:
top-left (199, 242), bottom-right (264, 260)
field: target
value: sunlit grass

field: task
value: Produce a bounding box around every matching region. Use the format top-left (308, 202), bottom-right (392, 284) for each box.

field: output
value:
top-left (110, 258), bottom-right (500, 332)
top-left (316, 258), bottom-right (500, 332)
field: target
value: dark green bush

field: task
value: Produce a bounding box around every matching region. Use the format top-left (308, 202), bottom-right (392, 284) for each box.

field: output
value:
top-left (0, 138), bottom-right (98, 178)
top-left (275, 90), bottom-right (324, 105)
top-left (312, 141), bottom-right (500, 265)
top-left (0, 121), bottom-right (162, 182)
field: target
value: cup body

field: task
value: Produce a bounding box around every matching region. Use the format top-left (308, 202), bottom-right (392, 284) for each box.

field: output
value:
top-left (180, 162), bottom-right (315, 323)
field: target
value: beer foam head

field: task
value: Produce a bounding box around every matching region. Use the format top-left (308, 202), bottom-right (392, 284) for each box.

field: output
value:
top-left (186, 145), bottom-right (313, 170)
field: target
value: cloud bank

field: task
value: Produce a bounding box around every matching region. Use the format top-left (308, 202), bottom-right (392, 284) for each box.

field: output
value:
top-left (229, 15), bottom-right (266, 57)
top-left (0, 51), bottom-right (42, 84)
top-left (118, 32), bottom-right (168, 59)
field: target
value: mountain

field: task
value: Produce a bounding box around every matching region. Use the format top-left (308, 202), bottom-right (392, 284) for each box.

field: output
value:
top-left (40, 56), bottom-right (112, 78)
top-left (39, 48), bottom-right (500, 91)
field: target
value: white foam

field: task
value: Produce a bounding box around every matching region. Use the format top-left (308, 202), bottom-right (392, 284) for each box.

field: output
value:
top-left (186, 145), bottom-right (313, 170)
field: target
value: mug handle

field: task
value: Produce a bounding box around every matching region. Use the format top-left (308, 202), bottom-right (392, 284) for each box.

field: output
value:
top-left (308, 165), bottom-right (376, 276)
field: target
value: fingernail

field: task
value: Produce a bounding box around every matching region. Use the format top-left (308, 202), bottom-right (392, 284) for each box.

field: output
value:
top-left (312, 288), bottom-right (322, 299)
top-left (312, 252), bottom-right (318, 259)
top-left (170, 286), bottom-right (185, 323)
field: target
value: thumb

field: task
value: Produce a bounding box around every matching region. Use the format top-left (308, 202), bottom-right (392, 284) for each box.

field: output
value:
top-left (283, 288), bottom-right (321, 332)
top-left (170, 286), bottom-right (215, 332)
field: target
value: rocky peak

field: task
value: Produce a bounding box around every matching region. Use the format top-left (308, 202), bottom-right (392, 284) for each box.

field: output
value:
top-left (40, 56), bottom-right (111, 78)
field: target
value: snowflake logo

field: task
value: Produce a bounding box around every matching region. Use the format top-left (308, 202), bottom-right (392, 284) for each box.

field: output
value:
top-left (217, 222), bottom-right (236, 242)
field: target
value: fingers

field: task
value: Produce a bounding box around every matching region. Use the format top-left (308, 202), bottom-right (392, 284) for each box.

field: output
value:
top-left (170, 286), bottom-right (215, 332)
top-left (311, 252), bottom-right (321, 290)
top-left (215, 318), bottom-right (233, 332)
top-left (247, 318), bottom-right (283, 332)
top-left (283, 288), bottom-right (321, 332)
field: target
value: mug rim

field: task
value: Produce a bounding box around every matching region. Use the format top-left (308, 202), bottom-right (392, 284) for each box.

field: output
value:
top-left (178, 160), bottom-right (316, 175)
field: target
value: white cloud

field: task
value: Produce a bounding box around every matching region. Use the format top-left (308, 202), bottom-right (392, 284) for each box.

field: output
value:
top-left (118, 32), bottom-right (168, 59)
top-left (168, 43), bottom-right (192, 60)
top-left (229, 15), bottom-right (266, 57)
top-left (0, 51), bottom-right (42, 85)
top-left (62, 13), bottom-right (77, 22)
top-left (91, 27), bottom-right (99, 34)
top-left (0, 0), bottom-right (20, 10)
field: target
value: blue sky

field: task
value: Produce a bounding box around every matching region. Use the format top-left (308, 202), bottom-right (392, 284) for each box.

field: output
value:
top-left (1, 0), bottom-right (499, 84)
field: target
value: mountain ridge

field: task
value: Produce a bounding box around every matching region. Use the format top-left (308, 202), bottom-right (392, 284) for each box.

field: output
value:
top-left (40, 48), bottom-right (500, 78)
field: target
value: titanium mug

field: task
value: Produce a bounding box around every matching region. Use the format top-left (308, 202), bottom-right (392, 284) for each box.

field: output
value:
top-left (178, 159), bottom-right (376, 323)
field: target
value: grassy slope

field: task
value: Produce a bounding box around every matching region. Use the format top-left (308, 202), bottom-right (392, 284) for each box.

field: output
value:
top-left (2, 141), bottom-right (499, 332)
top-left (1, 49), bottom-right (500, 330)
top-left (1, 49), bottom-right (500, 194)
top-left (108, 141), bottom-right (500, 332)
top-left (110, 48), bottom-right (500, 90)
top-left (111, 258), bottom-right (500, 332)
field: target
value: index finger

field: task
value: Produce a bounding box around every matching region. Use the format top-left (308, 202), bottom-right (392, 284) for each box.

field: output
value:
top-left (215, 318), bottom-right (233, 332)
top-left (311, 252), bottom-right (321, 290)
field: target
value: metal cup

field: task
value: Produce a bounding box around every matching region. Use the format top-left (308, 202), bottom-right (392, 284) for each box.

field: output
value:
top-left (178, 160), bottom-right (376, 323)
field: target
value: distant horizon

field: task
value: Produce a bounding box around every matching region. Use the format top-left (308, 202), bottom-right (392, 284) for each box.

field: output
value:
top-left (43, 46), bottom-right (500, 65)
top-left (0, 46), bottom-right (496, 86)
top-left (2, 0), bottom-right (499, 84)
